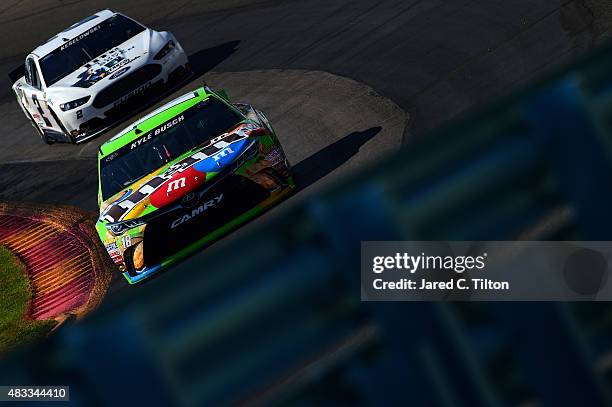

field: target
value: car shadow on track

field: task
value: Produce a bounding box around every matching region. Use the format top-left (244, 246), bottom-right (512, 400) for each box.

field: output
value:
top-left (292, 126), bottom-right (382, 191)
top-left (189, 40), bottom-right (241, 78)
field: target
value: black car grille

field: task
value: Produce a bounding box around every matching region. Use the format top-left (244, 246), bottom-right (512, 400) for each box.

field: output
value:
top-left (103, 81), bottom-right (165, 120)
top-left (92, 64), bottom-right (162, 108)
top-left (143, 175), bottom-right (270, 266)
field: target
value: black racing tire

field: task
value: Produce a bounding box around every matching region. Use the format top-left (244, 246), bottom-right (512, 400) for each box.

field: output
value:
top-left (23, 108), bottom-right (53, 144)
top-left (40, 130), bottom-right (54, 145)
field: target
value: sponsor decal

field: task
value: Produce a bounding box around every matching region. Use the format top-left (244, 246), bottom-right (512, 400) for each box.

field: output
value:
top-left (102, 48), bottom-right (137, 71)
top-left (213, 147), bottom-right (235, 162)
top-left (73, 46), bottom-right (139, 88)
top-left (170, 193), bottom-right (223, 229)
top-left (105, 152), bottom-right (119, 162)
top-left (150, 166), bottom-right (205, 209)
top-left (109, 66), bottom-right (130, 80)
top-left (266, 147), bottom-right (283, 164)
top-left (105, 242), bottom-right (118, 251)
top-left (105, 241), bottom-right (124, 264)
top-left (130, 115), bottom-right (185, 149)
top-left (167, 177), bottom-right (186, 193)
top-left (73, 65), bottom-right (108, 88)
top-left (193, 138), bottom-right (249, 173)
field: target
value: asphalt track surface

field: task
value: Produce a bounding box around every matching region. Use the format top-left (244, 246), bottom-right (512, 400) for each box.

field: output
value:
top-left (0, 0), bottom-right (610, 284)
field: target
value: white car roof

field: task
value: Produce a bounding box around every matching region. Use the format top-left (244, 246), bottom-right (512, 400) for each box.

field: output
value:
top-left (30, 9), bottom-right (116, 58)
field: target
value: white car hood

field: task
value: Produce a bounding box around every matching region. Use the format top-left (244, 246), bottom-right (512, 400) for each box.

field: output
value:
top-left (47, 30), bottom-right (152, 99)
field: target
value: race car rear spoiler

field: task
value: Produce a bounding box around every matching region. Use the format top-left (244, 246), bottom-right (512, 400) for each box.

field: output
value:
top-left (8, 63), bottom-right (25, 84)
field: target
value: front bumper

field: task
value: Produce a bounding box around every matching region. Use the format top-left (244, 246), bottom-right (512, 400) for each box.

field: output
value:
top-left (121, 175), bottom-right (295, 284)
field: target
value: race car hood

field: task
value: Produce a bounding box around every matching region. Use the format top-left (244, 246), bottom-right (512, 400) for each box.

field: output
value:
top-left (47, 29), bottom-right (152, 99)
top-left (99, 123), bottom-right (261, 225)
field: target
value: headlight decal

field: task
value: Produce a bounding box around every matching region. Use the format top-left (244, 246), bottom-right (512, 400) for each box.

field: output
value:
top-left (106, 218), bottom-right (146, 236)
top-left (59, 95), bottom-right (90, 111)
top-left (154, 40), bottom-right (175, 60)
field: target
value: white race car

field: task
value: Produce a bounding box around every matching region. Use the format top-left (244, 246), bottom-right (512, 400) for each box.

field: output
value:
top-left (10, 9), bottom-right (190, 144)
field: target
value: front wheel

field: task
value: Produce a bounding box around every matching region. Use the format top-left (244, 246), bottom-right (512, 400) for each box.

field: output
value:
top-left (39, 130), bottom-right (55, 145)
top-left (24, 109), bottom-right (53, 144)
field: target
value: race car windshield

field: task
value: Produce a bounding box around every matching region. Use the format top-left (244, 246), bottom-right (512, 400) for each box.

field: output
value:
top-left (39, 14), bottom-right (145, 86)
top-left (100, 97), bottom-right (243, 200)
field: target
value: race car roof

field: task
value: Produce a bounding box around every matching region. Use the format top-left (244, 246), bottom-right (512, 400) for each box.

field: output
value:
top-left (99, 87), bottom-right (213, 158)
top-left (30, 9), bottom-right (116, 58)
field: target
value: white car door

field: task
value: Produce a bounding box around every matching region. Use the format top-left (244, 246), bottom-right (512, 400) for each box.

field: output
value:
top-left (18, 57), bottom-right (67, 140)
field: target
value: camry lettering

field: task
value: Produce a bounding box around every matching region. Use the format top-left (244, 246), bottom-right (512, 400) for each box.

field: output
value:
top-left (170, 194), bottom-right (223, 229)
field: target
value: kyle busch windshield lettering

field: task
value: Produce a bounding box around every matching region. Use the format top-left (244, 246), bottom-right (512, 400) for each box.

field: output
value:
top-left (99, 97), bottom-right (242, 200)
top-left (130, 115), bottom-right (185, 149)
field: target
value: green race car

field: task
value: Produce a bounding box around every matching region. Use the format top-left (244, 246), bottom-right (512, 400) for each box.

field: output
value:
top-left (96, 86), bottom-right (294, 283)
